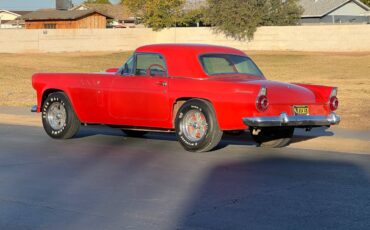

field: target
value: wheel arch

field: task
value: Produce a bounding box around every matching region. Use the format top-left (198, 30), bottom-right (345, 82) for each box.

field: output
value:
top-left (172, 97), bottom-right (219, 127)
top-left (41, 88), bottom-right (81, 121)
top-left (41, 88), bottom-right (63, 108)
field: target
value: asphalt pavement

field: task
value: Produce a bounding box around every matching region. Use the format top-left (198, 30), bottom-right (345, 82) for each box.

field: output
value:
top-left (0, 123), bottom-right (370, 230)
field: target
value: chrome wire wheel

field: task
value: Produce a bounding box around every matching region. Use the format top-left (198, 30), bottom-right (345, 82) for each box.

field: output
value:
top-left (46, 102), bottom-right (67, 130)
top-left (180, 109), bottom-right (208, 142)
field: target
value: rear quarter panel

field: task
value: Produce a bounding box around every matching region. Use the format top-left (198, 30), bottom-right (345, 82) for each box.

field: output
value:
top-left (294, 83), bottom-right (335, 113)
top-left (168, 77), bottom-right (261, 130)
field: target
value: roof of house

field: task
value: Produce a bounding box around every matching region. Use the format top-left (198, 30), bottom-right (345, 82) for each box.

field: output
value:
top-left (11, 11), bottom-right (32, 16)
top-left (300, 0), bottom-right (370, 18)
top-left (21, 9), bottom-right (114, 21)
top-left (71, 3), bottom-right (135, 21)
top-left (0, 9), bottom-right (21, 16)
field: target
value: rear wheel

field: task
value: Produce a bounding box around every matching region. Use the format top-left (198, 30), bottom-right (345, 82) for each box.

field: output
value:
top-left (250, 127), bottom-right (294, 148)
top-left (42, 92), bottom-right (80, 139)
top-left (175, 99), bottom-right (223, 152)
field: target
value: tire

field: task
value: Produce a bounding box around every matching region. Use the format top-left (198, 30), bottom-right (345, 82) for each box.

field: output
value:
top-left (122, 129), bottom-right (147, 137)
top-left (175, 99), bottom-right (223, 152)
top-left (42, 92), bottom-right (80, 139)
top-left (250, 127), bottom-right (294, 148)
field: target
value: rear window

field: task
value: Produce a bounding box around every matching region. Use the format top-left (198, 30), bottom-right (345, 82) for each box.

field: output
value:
top-left (200, 54), bottom-right (263, 77)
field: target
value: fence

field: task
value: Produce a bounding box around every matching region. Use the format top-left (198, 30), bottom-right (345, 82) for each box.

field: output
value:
top-left (0, 25), bottom-right (369, 53)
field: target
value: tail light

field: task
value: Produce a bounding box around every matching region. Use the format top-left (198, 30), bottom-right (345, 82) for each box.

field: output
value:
top-left (256, 86), bottom-right (269, 112)
top-left (329, 88), bottom-right (339, 111)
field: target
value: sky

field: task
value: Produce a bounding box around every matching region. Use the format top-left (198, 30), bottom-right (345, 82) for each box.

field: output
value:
top-left (0, 0), bottom-right (121, 11)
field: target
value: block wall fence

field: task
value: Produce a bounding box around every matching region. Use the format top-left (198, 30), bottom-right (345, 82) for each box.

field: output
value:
top-left (0, 25), bottom-right (369, 53)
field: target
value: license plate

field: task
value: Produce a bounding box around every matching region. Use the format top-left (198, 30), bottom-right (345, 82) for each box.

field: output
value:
top-left (293, 105), bottom-right (309, 115)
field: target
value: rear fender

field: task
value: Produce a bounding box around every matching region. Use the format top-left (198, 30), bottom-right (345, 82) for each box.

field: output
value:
top-left (293, 83), bottom-right (336, 103)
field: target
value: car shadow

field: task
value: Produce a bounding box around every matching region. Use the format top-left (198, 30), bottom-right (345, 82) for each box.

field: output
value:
top-left (290, 126), bottom-right (334, 144)
top-left (74, 125), bottom-right (335, 150)
top-left (174, 155), bottom-right (370, 230)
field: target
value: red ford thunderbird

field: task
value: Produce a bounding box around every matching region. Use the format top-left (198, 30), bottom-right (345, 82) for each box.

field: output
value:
top-left (32, 44), bottom-right (340, 152)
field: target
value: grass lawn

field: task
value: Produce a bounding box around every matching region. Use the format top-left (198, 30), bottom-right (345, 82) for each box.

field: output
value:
top-left (0, 51), bottom-right (369, 130)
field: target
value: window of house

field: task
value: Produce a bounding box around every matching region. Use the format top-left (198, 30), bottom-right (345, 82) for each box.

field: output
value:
top-left (44, 23), bottom-right (56, 29)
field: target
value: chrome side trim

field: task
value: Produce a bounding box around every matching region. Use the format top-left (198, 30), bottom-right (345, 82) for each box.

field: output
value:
top-left (243, 112), bottom-right (340, 127)
top-left (31, 105), bottom-right (37, 113)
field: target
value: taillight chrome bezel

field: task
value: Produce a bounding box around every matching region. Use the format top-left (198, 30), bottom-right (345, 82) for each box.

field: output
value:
top-left (256, 86), bottom-right (269, 112)
top-left (329, 96), bottom-right (339, 111)
top-left (329, 88), bottom-right (339, 111)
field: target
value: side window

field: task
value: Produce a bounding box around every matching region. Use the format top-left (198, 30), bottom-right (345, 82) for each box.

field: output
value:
top-left (135, 53), bottom-right (167, 77)
top-left (121, 55), bottom-right (134, 75)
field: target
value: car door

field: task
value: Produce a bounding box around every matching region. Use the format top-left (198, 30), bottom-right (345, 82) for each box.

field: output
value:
top-left (109, 53), bottom-right (170, 127)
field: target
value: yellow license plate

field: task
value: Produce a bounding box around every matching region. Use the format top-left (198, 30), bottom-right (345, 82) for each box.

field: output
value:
top-left (293, 105), bottom-right (309, 115)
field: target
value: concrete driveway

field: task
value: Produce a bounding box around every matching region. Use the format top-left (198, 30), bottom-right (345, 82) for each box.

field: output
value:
top-left (0, 107), bottom-right (370, 230)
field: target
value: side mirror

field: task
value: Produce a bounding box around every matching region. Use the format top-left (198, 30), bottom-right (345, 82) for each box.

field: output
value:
top-left (120, 63), bottom-right (132, 75)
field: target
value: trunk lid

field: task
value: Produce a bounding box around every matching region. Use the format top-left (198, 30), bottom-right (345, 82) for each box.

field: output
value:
top-left (210, 76), bottom-right (316, 104)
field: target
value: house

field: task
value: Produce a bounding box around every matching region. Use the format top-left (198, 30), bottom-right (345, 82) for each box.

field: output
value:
top-left (22, 9), bottom-right (114, 29)
top-left (300, 0), bottom-right (370, 24)
top-left (71, 3), bottom-right (138, 28)
top-left (0, 10), bottom-right (30, 28)
top-left (179, 0), bottom-right (370, 24)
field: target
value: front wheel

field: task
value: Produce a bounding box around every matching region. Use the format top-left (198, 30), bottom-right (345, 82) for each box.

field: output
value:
top-left (250, 127), bottom-right (294, 148)
top-left (42, 92), bottom-right (80, 139)
top-left (175, 99), bottom-right (223, 152)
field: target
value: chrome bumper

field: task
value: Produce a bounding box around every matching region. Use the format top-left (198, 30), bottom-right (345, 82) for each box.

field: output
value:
top-left (243, 112), bottom-right (340, 127)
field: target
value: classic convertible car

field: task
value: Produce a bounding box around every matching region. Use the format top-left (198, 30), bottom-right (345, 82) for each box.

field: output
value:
top-left (32, 44), bottom-right (340, 152)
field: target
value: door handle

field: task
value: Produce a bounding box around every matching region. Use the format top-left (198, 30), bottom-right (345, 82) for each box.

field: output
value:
top-left (156, 81), bottom-right (168, 86)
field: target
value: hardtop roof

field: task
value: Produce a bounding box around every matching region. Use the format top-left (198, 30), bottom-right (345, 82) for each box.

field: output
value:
top-left (135, 44), bottom-right (248, 78)
top-left (136, 44), bottom-right (246, 57)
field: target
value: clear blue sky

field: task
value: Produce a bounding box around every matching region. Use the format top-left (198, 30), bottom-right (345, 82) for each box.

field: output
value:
top-left (0, 0), bottom-right (121, 10)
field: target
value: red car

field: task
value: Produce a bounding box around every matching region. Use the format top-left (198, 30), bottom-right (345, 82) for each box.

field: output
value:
top-left (32, 44), bottom-right (340, 152)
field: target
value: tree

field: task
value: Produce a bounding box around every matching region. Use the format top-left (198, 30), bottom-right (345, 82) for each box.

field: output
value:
top-left (177, 8), bottom-right (205, 27)
top-left (205, 0), bottom-right (265, 41)
top-left (205, 0), bottom-right (303, 41)
top-left (362, 0), bottom-right (370, 7)
top-left (84, 0), bottom-right (111, 4)
top-left (262, 0), bottom-right (303, 26)
top-left (123, 0), bottom-right (185, 31)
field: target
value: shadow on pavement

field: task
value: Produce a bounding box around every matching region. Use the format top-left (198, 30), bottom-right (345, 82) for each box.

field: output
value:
top-left (0, 124), bottom-right (369, 230)
top-left (176, 156), bottom-right (370, 230)
top-left (291, 126), bottom-right (334, 144)
top-left (74, 125), bottom-right (335, 149)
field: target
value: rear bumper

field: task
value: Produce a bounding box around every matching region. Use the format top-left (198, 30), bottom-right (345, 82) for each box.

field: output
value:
top-left (243, 112), bottom-right (340, 127)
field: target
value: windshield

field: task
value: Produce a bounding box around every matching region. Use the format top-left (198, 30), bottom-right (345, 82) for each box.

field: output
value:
top-left (199, 54), bottom-right (263, 77)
